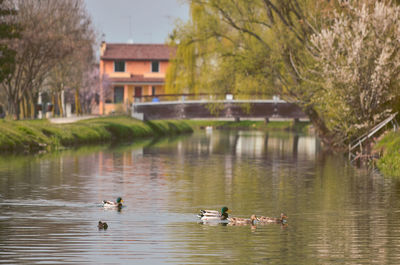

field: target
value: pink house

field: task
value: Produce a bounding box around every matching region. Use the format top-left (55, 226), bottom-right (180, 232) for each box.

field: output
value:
top-left (99, 42), bottom-right (175, 115)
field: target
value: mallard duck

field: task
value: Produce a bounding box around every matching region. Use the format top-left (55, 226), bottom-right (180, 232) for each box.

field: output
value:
top-left (102, 197), bottom-right (123, 209)
top-left (257, 213), bottom-right (288, 224)
top-left (98, 221), bottom-right (108, 229)
top-left (228, 214), bottom-right (258, 225)
top-left (198, 206), bottom-right (230, 221)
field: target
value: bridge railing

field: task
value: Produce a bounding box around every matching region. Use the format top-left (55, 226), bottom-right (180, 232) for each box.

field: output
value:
top-left (133, 93), bottom-right (277, 103)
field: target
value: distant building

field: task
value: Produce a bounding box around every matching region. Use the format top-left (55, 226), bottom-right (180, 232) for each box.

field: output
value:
top-left (99, 42), bottom-right (175, 115)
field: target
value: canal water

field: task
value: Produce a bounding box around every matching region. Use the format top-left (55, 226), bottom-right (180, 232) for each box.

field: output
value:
top-left (1, 130), bottom-right (400, 264)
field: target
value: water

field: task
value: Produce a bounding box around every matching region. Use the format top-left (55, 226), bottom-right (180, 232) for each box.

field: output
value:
top-left (1, 130), bottom-right (400, 264)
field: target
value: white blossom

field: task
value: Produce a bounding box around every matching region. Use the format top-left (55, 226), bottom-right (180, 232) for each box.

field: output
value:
top-left (310, 0), bottom-right (400, 137)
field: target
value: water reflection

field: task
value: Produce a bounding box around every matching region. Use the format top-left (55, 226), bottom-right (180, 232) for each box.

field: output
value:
top-left (1, 130), bottom-right (400, 264)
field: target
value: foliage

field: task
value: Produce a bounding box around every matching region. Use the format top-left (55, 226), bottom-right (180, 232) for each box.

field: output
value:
top-left (166, 0), bottom-right (337, 147)
top-left (167, 0), bottom-right (400, 150)
top-left (310, 1), bottom-right (400, 146)
top-left (375, 131), bottom-right (400, 177)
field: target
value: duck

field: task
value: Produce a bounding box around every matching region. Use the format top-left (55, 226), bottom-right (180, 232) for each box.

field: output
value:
top-left (98, 221), bottom-right (108, 230)
top-left (228, 214), bottom-right (258, 225)
top-left (257, 213), bottom-right (288, 224)
top-left (197, 206), bottom-right (230, 221)
top-left (102, 197), bottom-right (123, 209)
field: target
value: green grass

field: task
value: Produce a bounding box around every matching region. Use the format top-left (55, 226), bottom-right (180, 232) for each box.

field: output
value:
top-left (184, 120), bottom-right (310, 133)
top-left (0, 116), bottom-right (309, 154)
top-left (374, 131), bottom-right (400, 177)
top-left (0, 116), bottom-right (193, 153)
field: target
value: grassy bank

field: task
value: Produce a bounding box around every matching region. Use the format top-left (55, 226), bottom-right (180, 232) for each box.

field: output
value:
top-left (185, 120), bottom-right (310, 133)
top-left (375, 131), bottom-right (400, 176)
top-left (0, 116), bottom-right (193, 153)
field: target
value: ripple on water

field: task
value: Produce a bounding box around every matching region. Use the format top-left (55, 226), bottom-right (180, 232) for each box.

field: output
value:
top-left (1, 131), bottom-right (400, 264)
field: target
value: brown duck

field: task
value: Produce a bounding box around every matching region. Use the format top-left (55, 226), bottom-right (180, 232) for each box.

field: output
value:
top-left (257, 213), bottom-right (288, 224)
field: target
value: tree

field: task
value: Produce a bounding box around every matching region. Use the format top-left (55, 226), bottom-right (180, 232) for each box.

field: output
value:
top-left (167, 0), bottom-right (339, 146)
top-left (167, 0), bottom-right (400, 149)
top-left (0, 0), bottom-right (18, 110)
top-left (0, 0), bottom-right (96, 119)
top-left (79, 66), bottom-right (112, 114)
top-left (47, 37), bottom-right (96, 117)
top-left (309, 1), bottom-right (400, 145)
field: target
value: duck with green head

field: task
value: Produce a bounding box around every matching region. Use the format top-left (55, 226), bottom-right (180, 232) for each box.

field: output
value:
top-left (198, 206), bottom-right (230, 221)
top-left (102, 197), bottom-right (123, 209)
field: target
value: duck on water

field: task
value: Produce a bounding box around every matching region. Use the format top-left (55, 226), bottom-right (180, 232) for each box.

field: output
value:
top-left (102, 197), bottom-right (123, 209)
top-left (197, 207), bottom-right (287, 225)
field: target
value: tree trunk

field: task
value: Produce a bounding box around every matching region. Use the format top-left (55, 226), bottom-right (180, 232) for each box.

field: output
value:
top-left (51, 94), bottom-right (56, 117)
top-left (22, 95), bottom-right (28, 119)
top-left (8, 98), bottom-right (19, 120)
top-left (57, 92), bottom-right (64, 117)
top-left (303, 105), bottom-right (335, 148)
top-left (26, 89), bottom-right (36, 119)
top-left (19, 98), bottom-right (25, 119)
top-left (75, 88), bottom-right (81, 115)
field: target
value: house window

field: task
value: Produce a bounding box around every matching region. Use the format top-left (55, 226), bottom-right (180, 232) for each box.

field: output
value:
top-left (151, 61), bottom-right (159, 72)
top-left (152, 86), bottom-right (156, 96)
top-left (114, 86), bottom-right (124, 103)
top-left (114, 61), bottom-right (125, 72)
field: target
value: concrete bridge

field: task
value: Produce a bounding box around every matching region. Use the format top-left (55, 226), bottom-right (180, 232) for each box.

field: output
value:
top-left (131, 98), bottom-right (307, 121)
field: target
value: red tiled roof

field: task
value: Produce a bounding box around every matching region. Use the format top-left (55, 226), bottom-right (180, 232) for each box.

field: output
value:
top-left (101, 43), bottom-right (176, 60)
top-left (110, 74), bottom-right (165, 84)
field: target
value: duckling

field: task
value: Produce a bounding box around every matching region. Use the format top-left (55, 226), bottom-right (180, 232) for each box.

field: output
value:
top-left (228, 214), bottom-right (258, 225)
top-left (198, 206), bottom-right (229, 221)
top-left (98, 221), bottom-right (108, 230)
top-left (257, 213), bottom-right (288, 224)
top-left (102, 197), bottom-right (123, 209)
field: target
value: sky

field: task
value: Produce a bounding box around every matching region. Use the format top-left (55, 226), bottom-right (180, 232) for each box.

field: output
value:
top-left (84, 0), bottom-right (189, 44)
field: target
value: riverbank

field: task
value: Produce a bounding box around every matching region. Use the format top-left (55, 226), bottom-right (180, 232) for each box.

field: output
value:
top-left (185, 119), bottom-right (310, 133)
top-left (0, 116), bottom-right (193, 153)
top-left (375, 131), bottom-right (400, 177)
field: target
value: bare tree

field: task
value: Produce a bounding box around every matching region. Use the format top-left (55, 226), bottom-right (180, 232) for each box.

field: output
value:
top-left (1, 0), bottom-right (96, 119)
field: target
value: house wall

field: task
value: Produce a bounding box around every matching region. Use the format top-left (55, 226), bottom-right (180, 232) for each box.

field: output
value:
top-left (102, 84), bottom-right (166, 115)
top-left (102, 60), bottom-right (168, 77)
top-left (100, 58), bottom-right (170, 115)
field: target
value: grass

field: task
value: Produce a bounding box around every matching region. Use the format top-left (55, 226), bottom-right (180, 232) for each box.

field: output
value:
top-left (184, 119), bottom-right (310, 133)
top-left (0, 116), bottom-right (193, 153)
top-left (374, 131), bottom-right (400, 177)
top-left (0, 116), bottom-right (310, 154)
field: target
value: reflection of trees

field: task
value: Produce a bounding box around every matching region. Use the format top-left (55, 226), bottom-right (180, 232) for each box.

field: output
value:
top-left (155, 131), bottom-right (400, 264)
top-left (2, 132), bottom-right (400, 263)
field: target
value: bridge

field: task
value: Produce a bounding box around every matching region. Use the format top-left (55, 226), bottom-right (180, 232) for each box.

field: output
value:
top-left (131, 94), bottom-right (307, 121)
